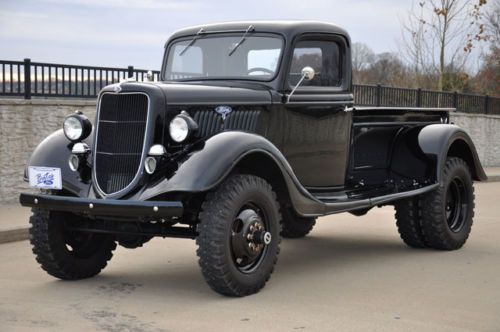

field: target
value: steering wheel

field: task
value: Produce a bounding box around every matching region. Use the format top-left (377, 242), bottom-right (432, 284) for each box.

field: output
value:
top-left (247, 67), bottom-right (274, 76)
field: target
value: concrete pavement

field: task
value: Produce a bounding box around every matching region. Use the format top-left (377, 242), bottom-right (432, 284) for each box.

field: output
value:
top-left (1, 181), bottom-right (499, 331)
top-left (0, 205), bottom-right (30, 244)
top-left (486, 167), bottom-right (500, 182)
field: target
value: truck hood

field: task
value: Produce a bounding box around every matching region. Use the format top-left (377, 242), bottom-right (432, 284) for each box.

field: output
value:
top-left (102, 81), bottom-right (273, 105)
top-left (157, 81), bottom-right (273, 105)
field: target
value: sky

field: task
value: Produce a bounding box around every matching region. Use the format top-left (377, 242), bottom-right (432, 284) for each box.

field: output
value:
top-left (0, 0), bottom-right (427, 71)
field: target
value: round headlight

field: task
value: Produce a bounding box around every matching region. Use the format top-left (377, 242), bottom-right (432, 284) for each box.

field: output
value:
top-left (64, 116), bottom-right (83, 141)
top-left (63, 113), bottom-right (92, 142)
top-left (168, 111), bottom-right (199, 143)
top-left (169, 116), bottom-right (190, 143)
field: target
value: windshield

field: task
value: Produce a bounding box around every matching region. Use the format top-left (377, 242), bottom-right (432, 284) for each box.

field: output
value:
top-left (164, 33), bottom-right (284, 81)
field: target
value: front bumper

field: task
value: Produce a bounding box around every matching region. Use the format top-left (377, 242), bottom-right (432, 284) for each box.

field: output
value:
top-left (19, 193), bottom-right (184, 218)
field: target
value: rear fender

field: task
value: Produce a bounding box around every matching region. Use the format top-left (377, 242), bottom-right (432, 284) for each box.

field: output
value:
top-left (418, 124), bottom-right (487, 182)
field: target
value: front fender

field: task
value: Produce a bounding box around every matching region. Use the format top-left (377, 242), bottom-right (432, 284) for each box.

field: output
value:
top-left (418, 124), bottom-right (487, 182)
top-left (24, 129), bottom-right (93, 197)
top-left (138, 131), bottom-right (324, 215)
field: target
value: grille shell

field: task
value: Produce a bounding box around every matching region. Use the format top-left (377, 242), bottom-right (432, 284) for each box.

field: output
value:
top-left (93, 92), bottom-right (150, 197)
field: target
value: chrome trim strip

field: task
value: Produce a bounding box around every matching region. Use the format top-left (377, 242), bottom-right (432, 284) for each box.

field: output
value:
top-left (92, 92), bottom-right (151, 199)
top-left (353, 106), bottom-right (455, 112)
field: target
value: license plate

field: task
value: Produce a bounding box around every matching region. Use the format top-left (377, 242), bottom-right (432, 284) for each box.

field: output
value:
top-left (28, 167), bottom-right (62, 190)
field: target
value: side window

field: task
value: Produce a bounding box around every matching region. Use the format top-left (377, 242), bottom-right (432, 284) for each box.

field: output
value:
top-left (289, 40), bottom-right (341, 87)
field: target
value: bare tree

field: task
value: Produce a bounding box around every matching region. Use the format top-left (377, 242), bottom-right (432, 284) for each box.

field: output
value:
top-left (352, 43), bottom-right (376, 84)
top-left (400, 0), bottom-right (487, 91)
top-left (471, 50), bottom-right (499, 94)
top-left (472, 0), bottom-right (500, 95)
top-left (400, 2), bottom-right (436, 88)
top-left (366, 52), bottom-right (409, 86)
top-left (352, 43), bottom-right (375, 72)
top-left (483, 0), bottom-right (500, 44)
top-left (352, 45), bottom-right (410, 86)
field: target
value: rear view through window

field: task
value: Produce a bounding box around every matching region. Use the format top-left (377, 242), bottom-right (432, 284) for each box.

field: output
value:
top-left (289, 40), bottom-right (341, 87)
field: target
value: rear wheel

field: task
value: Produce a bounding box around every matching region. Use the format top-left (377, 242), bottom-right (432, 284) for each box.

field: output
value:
top-left (281, 209), bottom-right (316, 238)
top-left (394, 198), bottom-right (427, 248)
top-left (29, 209), bottom-right (116, 279)
top-left (196, 174), bottom-right (281, 296)
top-left (419, 158), bottom-right (475, 250)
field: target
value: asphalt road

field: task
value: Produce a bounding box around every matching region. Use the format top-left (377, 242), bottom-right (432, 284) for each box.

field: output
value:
top-left (1, 182), bottom-right (499, 332)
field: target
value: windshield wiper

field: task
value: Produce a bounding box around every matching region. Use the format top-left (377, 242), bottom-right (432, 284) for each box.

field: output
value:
top-left (228, 25), bottom-right (254, 56)
top-left (179, 28), bottom-right (205, 56)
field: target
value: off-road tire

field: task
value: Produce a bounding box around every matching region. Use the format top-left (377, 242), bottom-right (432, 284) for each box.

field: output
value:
top-left (419, 157), bottom-right (475, 250)
top-left (394, 198), bottom-right (428, 248)
top-left (281, 209), bottom-right (316, 238)
top-left (196, 174), bottom-right (282, 297)
top-left (29, 208), bottom-right (117, 279)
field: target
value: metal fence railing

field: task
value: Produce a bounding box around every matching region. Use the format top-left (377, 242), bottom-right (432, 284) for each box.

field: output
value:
top-left (0, 59), bottom-right (161, 99)
top-left (1, 59), bottom-right (498, 114)
top-left (353, 84), bottom-right (499, 115)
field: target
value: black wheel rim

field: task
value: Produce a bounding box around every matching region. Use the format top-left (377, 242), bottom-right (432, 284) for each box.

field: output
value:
top-left (230, 203), bottom-right (272, 274)
top-left (445, 177), bottom-right (468, 233)
top-left (62, 216), bottom-right (107, 258)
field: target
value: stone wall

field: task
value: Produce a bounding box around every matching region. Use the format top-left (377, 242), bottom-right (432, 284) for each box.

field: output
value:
top-left (0, 99), bottom-right (96, 203)
top-left (0, 98), bottom-right (499, 203)
top-left (451, 113), bottom-right (500, 167)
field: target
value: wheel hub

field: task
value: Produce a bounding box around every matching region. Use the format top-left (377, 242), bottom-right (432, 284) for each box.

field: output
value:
top-left (445, 177), bottom-right (467, 233)
top-left (231, 208), bottom-right (271, 272)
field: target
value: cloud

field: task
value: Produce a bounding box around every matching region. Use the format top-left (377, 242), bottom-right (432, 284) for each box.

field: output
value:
top-left (268, 0), bottom-right (410, 30)
top-left (38, 0), bottom-right (206, 11)
top-left (0, 9), bottom-right (169, 47)
top-left (0, 10), bottom-right (48, 20)
top-left (0, 0), bottom-right (418, 69)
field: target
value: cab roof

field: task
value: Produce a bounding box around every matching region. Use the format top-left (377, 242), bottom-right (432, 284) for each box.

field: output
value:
top-left (167, 20), bottom-right (351, 43)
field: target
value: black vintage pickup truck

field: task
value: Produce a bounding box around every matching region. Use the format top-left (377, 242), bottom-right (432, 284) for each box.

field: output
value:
top-left (20, 21), bottom-right (487, 296)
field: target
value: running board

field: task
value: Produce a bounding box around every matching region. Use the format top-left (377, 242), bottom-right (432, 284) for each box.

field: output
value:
top-left (299, 183), bottom-right (439, 217)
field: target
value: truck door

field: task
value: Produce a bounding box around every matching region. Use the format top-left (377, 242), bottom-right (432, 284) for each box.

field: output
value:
top-left (283, 36), bottom-right (353, 188)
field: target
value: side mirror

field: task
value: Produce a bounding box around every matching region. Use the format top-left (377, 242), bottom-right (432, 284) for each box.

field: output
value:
top-left (287, 66), bottom-right (315, 103)
top-left (301, 66), bottom-right (315, 80)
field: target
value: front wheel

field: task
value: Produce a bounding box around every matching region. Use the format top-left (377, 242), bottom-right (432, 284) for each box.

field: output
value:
top-left (196, 174), bottom-right (282, 296)
top-left (29, 209), bottom-right (116, 279)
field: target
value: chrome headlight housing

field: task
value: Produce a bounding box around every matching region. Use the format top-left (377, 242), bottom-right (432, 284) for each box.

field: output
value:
top-left (63, 112), bottom-right (92, 142)
top-left (169, 111), bottom-right (198, 143)
top-left (169, 116), bottom-right (189, 143)
top-left (144, 156), bottom-right (157, 174)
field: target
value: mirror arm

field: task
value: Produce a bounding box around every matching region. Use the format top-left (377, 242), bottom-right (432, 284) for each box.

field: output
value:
top-left (287, 74), bottom-right (307, 103)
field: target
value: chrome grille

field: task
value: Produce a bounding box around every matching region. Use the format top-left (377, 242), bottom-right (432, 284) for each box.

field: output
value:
top-left (94, 93), bottom-right (149, 196)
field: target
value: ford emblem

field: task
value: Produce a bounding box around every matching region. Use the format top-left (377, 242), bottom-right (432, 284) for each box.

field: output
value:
top-left (214, 106), bottom-right (233, 121)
